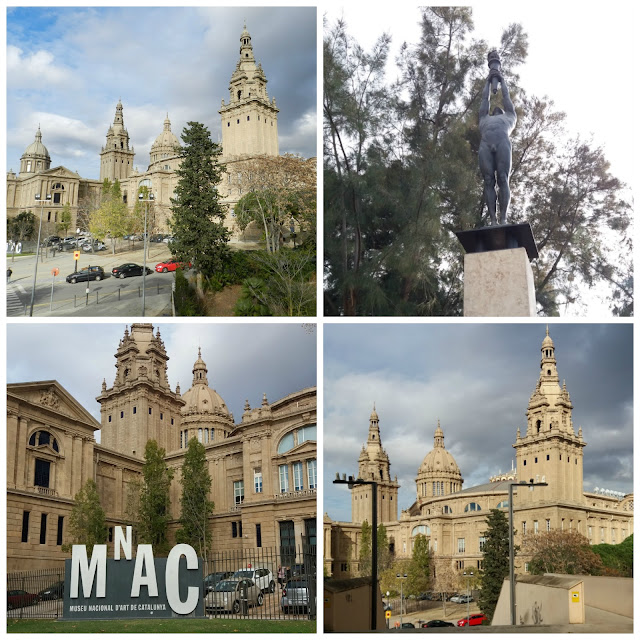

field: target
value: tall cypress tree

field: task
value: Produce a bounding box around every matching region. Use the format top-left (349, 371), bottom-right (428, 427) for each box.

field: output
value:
top-left (170, 121), bottom-right (230, 277)
top-left (478, 508), bottom-right (513, 621)
top-left (62, 479), bottom-right (107, 554)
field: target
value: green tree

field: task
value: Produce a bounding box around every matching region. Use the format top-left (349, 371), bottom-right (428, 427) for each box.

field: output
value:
top-left (170, 121), bottom-right (230, 281)
top-left (523, 529), bottom-right (604, 575)
top-left (56, 203), bottom-right (73, 236)
top-left (62, 479), bottom-right (107, 554)
top-left (176, 437), bottom-right (214, 561)
top-left (138, 440), bottom-right (174, 556)
top-left (7, 211), bottom-right (36, 242)
top-left (407, 534), bottom-right (431, 595)
top-left (478, 509), bottom-right (513, 622)
top-left (358, 520), bottom-right (391, 576)
top-left (90, 179), bottom-right (128, 254)
top-left (591, 534), bottom-right (633, 577)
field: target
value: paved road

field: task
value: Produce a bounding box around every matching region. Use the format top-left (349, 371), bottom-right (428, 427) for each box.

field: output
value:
top-left (7, 244), bottom-right (175, 317)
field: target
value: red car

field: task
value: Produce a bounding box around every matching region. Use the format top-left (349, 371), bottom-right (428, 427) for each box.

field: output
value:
top-left (457, 613), bottom-right (487, 627)
top-left (7, 589), bottom-right (38, 609)
top-left (155, 259), bottom-right (191, 273)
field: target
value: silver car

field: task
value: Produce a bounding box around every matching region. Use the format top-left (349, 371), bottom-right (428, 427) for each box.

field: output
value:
top-left (205, 578), bottom-right (263, 613)
top-left (280, 578), bottom-right (310, 613)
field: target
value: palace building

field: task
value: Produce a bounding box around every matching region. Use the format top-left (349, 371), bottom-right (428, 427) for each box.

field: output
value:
top-left (6, 25), bottom-right (281, 241)
top-left (7, 324), bottom-right (317, 571)
top-left (324, 329), bottom-right (633, 578)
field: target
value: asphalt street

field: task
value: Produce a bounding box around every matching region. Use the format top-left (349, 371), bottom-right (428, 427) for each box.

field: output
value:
top-left (6, 243), bottom-right (175, 317)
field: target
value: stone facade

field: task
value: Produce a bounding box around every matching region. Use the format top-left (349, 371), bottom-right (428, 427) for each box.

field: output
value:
top-left (325, 329), bottom-right (633, 578)
top-left (6, 25), bottom-right (282, 242)
top-left (7, 324), bottom-right (316, 572)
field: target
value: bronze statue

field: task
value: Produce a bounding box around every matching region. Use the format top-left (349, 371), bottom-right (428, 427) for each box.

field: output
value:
top-left (478, 51), bottom-right (516, 225)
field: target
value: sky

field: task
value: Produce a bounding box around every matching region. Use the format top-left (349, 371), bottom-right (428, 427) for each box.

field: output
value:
top-left (323, 323), bottom-right (633, 523)
top-left (324, 3), bottom-right (635, 190)
top-left (6, 6), bottom-right (317, 179)
top-left (6, 322), bottom-right (317, 441)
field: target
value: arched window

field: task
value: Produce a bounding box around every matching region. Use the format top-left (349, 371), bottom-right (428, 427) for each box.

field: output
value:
top-left (443, 505), bottom-right (452, 514)
top-left (411, 525), bottom-right (430, 536)
top-left (464, 502), bottom-right (482, 513)
top-left (28, 430), bottom-right (59, 453)
top-left (198, 428), bottom-right (203, 443)
top-left (277, 424), bottom-right (317, 454)
top-left (496, 500), bottom-right (509, 509)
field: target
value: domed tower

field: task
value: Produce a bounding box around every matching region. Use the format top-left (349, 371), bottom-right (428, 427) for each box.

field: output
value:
top-left (149, 114), bottom-right (180, 167)
top-left (415, 421), bottom-right (463, 505)
top-left (19, 126), bottom-right (51, 176)
top-left (351, 406), bottom-right (399, 524)
top-left (513, 327), bottom-right (586, 505)
top-left (179, 348), bottom-right (235, 448)
top-left (100, 100), bottom-right (135, 182)
top-left (97, 324), bottom-right (184, 457)
top-left (219, 24), bottom-right (279, 157)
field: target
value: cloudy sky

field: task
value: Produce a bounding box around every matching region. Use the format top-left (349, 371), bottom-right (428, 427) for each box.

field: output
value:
top-left (6, 6), bottom-right (317, 179)
top-left (6, 322), bottom-right (317, 439)
top-left (325, 3), bottom-right (634, 189)
top-left (324, 323), bottom-right (633, 522)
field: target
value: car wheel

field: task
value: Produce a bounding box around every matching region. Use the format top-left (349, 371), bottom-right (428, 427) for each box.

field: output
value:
top-left (71, 277), bottom-right (77, 284)
top-left (257, 593), bottom-right (264, 606)
top-left (162, 267), bottom-right (168, 273)
top-left (95, 275), bottom-right (102, 281)
top-left (232, 600), bottom-right (240, 614)
top-left (269, 580), bottom-right (276, 593)
top-left (119, 273), bottom-right (125, 279)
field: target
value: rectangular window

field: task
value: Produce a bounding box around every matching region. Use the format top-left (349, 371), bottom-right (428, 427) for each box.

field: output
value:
top-left (53, 193), bottom-right (61, 204)
top-left (133, 406), bottom-right (136, 414)
top-left (478, 536), bottom-right (486, 552)
top-left (57, 516), bottom-right (64, 546)
top-left (534, 520), bottom-right (539, 534)
top-left (21, 511), bottom-right (30, 543)
top-left (34, 459), bottom-right (51, 488)
top-left (457, 538), bottom-right (465, 553)
top-left (233, 480), bottom-right (244, 505)
top-left (279, 520), bottom-right (296, 566)
top-left (120, 411), bottom-right (124, 418)
top-left (304, 518), bottom-right (317, 547)
top-left (254, 470), bottom-right (263, 493)
top-left (525, 562), bottom-right (530, 573)
top-left (293, 462), bottom-right (304, 491)
top-left (256, 524), bottom-right (262, 548)
top-left (232, 522), bottom-right (238, 538)
top-left (522, 522), bottom-right (527, 535)
top-left (160, 413), bottom-right (163, 420)
top-left (307, 459), bottom-right (317, 489)
top-left (148, 408), bottom-right (152, 415)
top-left (238, 521), bottom-right (243, 538)
top-left (546, 519), bottom-right (551, 532)
top-left (40, 513), bottom-right (47, 544)
top-left (279, 464), bottom-right (289, 493)
top-left (108, 415), bottom-right (112, 423)
top-left (600, 527), bottom-right (604, 541)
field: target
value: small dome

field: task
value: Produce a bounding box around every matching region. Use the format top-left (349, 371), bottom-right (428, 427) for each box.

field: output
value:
top-left (418, 422), bottom-right (461, 475)
top-left (542, 326), bottom-right (554, 348)
top-left (23, 127), bottom-right (50, 160)
top-left (181, 384), bottom-right (229, 416)
top-left (151, 114), bottom-right (180, 153)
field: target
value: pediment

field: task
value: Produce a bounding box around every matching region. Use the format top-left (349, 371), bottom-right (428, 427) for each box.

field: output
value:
top-left (43, 166), bottom-right (82, 179)
top-left (8, 380), bottom-right (100, 432)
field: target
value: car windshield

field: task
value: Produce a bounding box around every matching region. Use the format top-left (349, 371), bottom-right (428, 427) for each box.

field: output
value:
top-left (233, 571), bottom-right (252, 578)
top-left (214, 580), bottom-right (238, 592)
top-left (286, 580), bottom-right (308, 589)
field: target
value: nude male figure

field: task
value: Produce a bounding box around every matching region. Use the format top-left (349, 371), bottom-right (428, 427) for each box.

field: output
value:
top-left (478, 67), bottom-right (517, 225)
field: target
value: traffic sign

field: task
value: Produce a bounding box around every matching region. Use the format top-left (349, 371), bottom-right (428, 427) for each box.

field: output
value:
top-left (73, 250), bottom-right (80, 260)
top-left (386, 610), bottom-right (391, 619)
top-left (51, 268), bottom-right (59, 276)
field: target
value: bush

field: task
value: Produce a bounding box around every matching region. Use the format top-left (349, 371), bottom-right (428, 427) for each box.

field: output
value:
top-left (174, 269), bottom-right (206, 316)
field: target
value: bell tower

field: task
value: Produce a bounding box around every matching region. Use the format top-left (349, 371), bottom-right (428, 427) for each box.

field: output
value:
top-left (513, 327), bottom-right (586, 505)
top-left (100, 100), bottom-right (135, 182)
top-left (351, 405), bottom-right (399, 524)
top-left (97, 324), bottom-right (184, 457)
top-left (219, 24), bottom-right (279, 157)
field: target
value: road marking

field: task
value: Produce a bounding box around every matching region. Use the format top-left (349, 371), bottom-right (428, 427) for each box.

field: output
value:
top-left (7, 284), bottom-right (26, 316)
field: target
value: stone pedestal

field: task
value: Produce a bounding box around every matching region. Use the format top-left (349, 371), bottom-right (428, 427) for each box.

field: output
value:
top-left (463, 247), bottom-right (536, 316)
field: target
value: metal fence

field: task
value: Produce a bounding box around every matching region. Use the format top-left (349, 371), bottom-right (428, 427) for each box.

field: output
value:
top-left (6, 546), bottom-right (316, 620)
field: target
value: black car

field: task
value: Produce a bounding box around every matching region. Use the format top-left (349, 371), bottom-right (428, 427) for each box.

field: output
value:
top-left (203, 571), bottom-right (234, 593)
top-left (400, 622), bottom-right (415, 629)
top-left (66, 266), bottom-right (105, 283)
top-left (112, 263), bottom-right (153, 279)
top-left (44, 236), bottom-right (62, 246)
top-left (37, 580), bottom-right (64, 601)
top-left (422, 620), bottom-right (455, 628)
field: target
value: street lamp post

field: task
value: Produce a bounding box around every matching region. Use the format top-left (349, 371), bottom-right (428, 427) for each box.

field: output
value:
top-left (30, 193), bottom-right (51, 316)
top-left (396, 573), bottom-right (407, 627)
top-left (138, 192), bottom-right (154, 316)
top-left (463, 570), bottom-right (474, 624)
top-left (386, 591), bottom-right (390, 629)
top-left (334, 473), bottom-right (378, 631)
top-left (508, 480), bottom-right (548, 625)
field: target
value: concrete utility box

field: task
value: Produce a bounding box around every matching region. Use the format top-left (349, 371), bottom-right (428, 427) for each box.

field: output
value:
top-left (492, 575), bottom-right (585, 626)
top-left (324, 577), bottom-right (385, 632)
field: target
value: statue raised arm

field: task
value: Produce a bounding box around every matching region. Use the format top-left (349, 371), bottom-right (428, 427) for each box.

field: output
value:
top-left (478, 52), bottom-right (517, 225)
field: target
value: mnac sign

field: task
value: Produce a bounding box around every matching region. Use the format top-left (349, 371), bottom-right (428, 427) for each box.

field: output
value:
top-left (63, 526), bottom-right (204, 619)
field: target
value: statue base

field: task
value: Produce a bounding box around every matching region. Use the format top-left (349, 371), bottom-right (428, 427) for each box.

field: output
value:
top-left (462, 247), bottom-right (536, 316)
top-left (455, 223), bottom-right (538, 261)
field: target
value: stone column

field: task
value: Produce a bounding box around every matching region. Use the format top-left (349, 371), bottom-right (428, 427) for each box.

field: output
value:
top-left (16, 418), bottom-right (29, 489)
top-left (6, 412), bottom-right (19, 488)
top-left (72, 436), bottom-right (83, 495)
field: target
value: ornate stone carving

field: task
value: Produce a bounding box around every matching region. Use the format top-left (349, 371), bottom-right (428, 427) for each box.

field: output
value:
top-left (39, 389), bottom-right (59, 409)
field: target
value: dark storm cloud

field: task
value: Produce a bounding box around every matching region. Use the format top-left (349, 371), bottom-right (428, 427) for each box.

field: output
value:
top-left (7, 7), bottom-right (317, 179)
top-left (324, 323), bottom-right (633, 522)
top-left (6, 323), bottom-right (317, 441)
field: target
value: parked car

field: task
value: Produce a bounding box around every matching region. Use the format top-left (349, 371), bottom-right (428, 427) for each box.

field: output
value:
top-left (280, 578), bottom-right (310, 613)
top-left (450, 593), bottom-right (473, 603)
top-left (205, 578), bottom-right (263, 613)
top-left (37, 580), bottom-right (64, 601)
top-left (231, 567), bottom-right (275, 593)
top-left (155, 259), bottom-right (191, 273)
top-left (162, 236), bottom-right (174, 244)
top-left (56, 240), bottom-right (77, 251)
top-left (66, 266), bottom-right (105, 284)
top-left (81, 241), bottom-right (107, 251)
top-left (203, 571), bottom-right (233, 594)
top-left (111, 263), bottom-right (153, 279)
top-left (400, 622), bottom-right (415, 628)
top-left (457, 613), bottom-right (488, 627)
top-left (150, 234), bottom-right (165, 242)
top-left (7, 589), bottom-right (38, 609)
top-left (422, 620), bottom-right (455, 628)
top-left (44, 236), bottom-right (61, 246)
